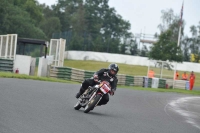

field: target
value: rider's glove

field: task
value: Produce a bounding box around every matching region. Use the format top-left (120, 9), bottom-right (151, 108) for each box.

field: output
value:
top-left (93, 75), bottom-right (99, 82)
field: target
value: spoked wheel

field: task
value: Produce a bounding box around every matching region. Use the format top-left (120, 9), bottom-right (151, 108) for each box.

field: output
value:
top-left (74, 101), bottom-right (82, 110)
top-left (84, 94), bottom-right (102, 113)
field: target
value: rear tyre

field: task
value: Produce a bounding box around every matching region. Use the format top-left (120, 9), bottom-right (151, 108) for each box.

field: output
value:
top-left (84, 94), bottom-right (102, 113)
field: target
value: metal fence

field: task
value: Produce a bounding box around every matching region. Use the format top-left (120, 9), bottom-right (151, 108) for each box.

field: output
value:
top-left (52, 31), bottom-right (92, 51)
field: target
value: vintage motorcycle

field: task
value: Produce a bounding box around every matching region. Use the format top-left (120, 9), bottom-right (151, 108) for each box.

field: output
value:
top-left (74, 81), bottom-right (111, 113)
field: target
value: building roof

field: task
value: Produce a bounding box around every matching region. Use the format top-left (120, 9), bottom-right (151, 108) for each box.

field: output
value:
top-left (17, 38), bottom-right (48, 46)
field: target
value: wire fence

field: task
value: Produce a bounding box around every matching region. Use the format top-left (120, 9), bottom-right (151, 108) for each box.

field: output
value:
top-left (52, 31), bottom-right (130, 53)
top-left (52, 31), bottom-right (94, 51)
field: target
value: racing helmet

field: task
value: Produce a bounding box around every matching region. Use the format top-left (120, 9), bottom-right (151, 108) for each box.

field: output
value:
top-left (108, 63), bottom-right (119, 76)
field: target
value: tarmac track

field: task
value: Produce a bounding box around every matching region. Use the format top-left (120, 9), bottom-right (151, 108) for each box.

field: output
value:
top-left (0, 78), bottom-right (200, 133)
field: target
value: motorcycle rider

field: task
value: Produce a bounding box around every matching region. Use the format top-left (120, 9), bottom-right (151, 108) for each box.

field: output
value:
top-left (75, 63), bottom-right (119, 106)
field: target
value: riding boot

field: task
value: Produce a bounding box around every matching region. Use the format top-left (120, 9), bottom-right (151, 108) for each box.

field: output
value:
top-left (75, 87), bottom-right (85, 98)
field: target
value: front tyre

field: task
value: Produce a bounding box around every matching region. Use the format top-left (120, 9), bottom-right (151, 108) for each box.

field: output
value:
top-left (84, 94), bottom-right (102, 113)
top-left (74, 101), bottom-right (82, 110)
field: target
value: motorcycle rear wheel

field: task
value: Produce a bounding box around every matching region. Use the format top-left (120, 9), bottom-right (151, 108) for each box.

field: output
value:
top-left (84, 94), bottom-right (101, 113)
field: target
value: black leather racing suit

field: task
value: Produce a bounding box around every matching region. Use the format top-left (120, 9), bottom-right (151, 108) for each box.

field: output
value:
top-left (80, 68), bottom-right (118, 105)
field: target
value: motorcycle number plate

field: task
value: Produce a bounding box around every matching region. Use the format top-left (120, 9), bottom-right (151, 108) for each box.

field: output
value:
top-left (100, 84), bottom-right (111, 94)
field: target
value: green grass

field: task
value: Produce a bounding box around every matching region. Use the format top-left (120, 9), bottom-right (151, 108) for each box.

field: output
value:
top-left (122, 86), bottom-right (200, 95)
top-left (64, 60), bottom-right (148, 76)
top-left (64, 59), bottom-right (200, 87)
top-left (0, 71), bottom-right (75, 84)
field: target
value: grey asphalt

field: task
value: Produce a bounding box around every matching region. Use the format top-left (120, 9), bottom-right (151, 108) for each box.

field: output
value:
top-left (0, 78), bottom-right (200, 133)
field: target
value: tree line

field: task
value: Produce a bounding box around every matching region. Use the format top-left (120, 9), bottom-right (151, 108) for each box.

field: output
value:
top-left (149, 9), bottom-right (200, 63)
top-left (0, 0), bottom-right (199, 63)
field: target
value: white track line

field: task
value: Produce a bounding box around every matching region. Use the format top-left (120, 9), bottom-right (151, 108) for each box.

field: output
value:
top-left (165, 97), bottom-right (200, 130)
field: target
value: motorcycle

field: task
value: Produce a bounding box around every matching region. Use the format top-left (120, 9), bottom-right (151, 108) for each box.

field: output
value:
top-left (74, 80), bottom-right (111, 113)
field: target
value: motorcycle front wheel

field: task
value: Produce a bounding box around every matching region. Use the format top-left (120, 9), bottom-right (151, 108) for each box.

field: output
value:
top-left (84, 94), bottom-right (102, 113)
top-left (74, 101), bottom-right (82, 110)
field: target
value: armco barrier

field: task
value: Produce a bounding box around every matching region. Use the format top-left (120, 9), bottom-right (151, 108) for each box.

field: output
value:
top-left (151, 78), bottom-right (159, 88)
top-left (0, 58), bottom-right (14, 72)
top-left (158, 79), bottom-right (166, 88)
top-left (71, 69), bottom-right (85, 82)
top-left (166, 79), bottom-right (173, 88)
top-left (165, 79), bottom-right (187, 89)
top-left (49, 66), bottom-right (189, 89)
top-left (50, 66), bottom-right (92, 81)
top-left (125, 75), bottom-right (134, 86)
top-left (134, 76), bottom-right (143, 86)
top-left (143, 77), bottom-right (166, 89)
top-left (117, 74), bottom-right (126, 85)
top-left (50, 66), bottom-right (143, 86)
top-left (174, 80), bottom-right (187, 89)
top-left (143, 77), bottom-right (148, 88)
top-left (50, 67), bottom-right (72, 80)
top-left (185, 81), bottom-right (190, 90)
top-left (84, 71), bottom-right (95, 79)
top-left (148, 78), bottom-right (152, 87)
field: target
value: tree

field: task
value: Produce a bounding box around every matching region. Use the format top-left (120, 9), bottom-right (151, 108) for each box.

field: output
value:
top-left (51, 0), bottom-right (132, 53)
top-left (119, 44), bottom-right (127, 54)
top-left (13, 0), bottom-right (44, 25)
top-left (52, 0), bottom-right (81, 31)
top-left (40, 17), bottom-right (61, 39)
top-left (157, 9), bottom-right (184, 40)
top-left (129, 39), bottom-right (138, 55)
top-left (69, 32), bottom-right (84, 50)
top-left (188, 23), bottom-right (200, 63)
top-left (157, 9), bottom-right (175, 32)
top-left (149, 30), bottom-right (183, 62)
top-left (23, 0), bottom-right (44, 25)
top-left (119, 35), bottom-right (131, 54)
top-left (0, 0), bottom-right (46, 39)
top-left (140, 45), bottom-right (148, 57)
top-left (39, 4), bottom-right (61, 39)
top-left (151, 9), bottom-right (184, 62)
top-left (181, 36), bottom-right (191, 61)
top-left (71, 1), bottom-right (87, 33)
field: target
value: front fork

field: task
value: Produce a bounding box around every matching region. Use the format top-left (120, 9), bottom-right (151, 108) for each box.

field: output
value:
top-left (83, 88), bottom-right (89, 95)
top-left (88, 92), bottom-right (103, 107)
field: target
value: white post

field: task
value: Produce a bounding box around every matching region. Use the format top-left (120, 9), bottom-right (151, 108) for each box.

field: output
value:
top-left (13, 34), bottom-right (18, 60)
top-left (161, 61), bottom-right (164, 78)
top-left (173, 18), bottom-right (182, 89)
top-left (55, 40), bottom-right (59, 66)
top-left (172, 62), bottom-right (178, 89)
top-left (10, 35), bottom-right (13, 59)
top-left (5, 35), bottom-right (9, 58)
top-left (59, 38), bottom-right (62, 66)
top-left (62, 39), bottom-right (66, 67)
top-left (49, 40), bottom-right (52, 56)
top-left (147, 60), bottom-right (150, 77)
top-left (0, 36), bottom-right (2, 57)
top-left (177, 26), bottom-right (182, 47)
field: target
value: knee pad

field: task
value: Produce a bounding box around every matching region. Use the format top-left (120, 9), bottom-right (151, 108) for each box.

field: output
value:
top-left (82, 79), bottom-right (90, 89)
top-left (100, 94), bottom-right (109, 105)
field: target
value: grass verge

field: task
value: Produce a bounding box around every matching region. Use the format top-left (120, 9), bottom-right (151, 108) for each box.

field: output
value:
top-left (120, 86), bottom-right (200, 96)
top-left (0, 72), bottom-right (75, 84)
top-left (0, 71), bottom-right (199, 96)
